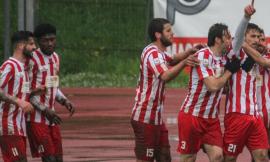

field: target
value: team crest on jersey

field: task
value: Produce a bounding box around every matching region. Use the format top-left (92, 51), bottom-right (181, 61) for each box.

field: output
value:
top-left (27, 61), bottom-right (34, 72)
top-left (153, 58), bottom-right (160, 65)
top-left (202, 59), bottom-right (209, 67)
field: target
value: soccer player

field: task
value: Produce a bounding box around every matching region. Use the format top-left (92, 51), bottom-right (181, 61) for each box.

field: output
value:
top-left (256, 28), bottom-right (270, 140)
top-left (26, 23), bottom-right (75, 162)
top-left (0, 31), bottom-right (35, 162)
top-left (178, 4), bottom-right (255, 162)
top-left (257, 29), bottom-right (270, 135)
top-left (223, 24), bottom-right (269, 162)
top-left (238, 27), bottom-right (270, 162)
top-left (131, 18), bottom-right (202, 162)
top-left (249, 28), bottom-right (270, 162)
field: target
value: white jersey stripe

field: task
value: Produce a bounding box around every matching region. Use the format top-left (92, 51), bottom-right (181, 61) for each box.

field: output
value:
top-left (131, 44), bottom-right (172, 125)
top-left (27, 48), bottom-right (60, 125)
top-left (226, 48), bottom-right (258, 115)
top-left (180, 47), bottom-right (225, 119)
top-left (0, 57), bottom-right (28, 136)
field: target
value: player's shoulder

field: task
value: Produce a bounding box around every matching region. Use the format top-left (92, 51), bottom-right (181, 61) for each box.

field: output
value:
top-left (31, 49), bottom-right (41, 59)
top-left (2, 58), bottom-right (16, 67)
top-left (143, 44), bottom-right (158, 53)
top-left (196, 47), bottom-right (212, 59)
top-left (0, 59), bottom-right (16, 73)
top-left (52, 52), bottom-right (60, 59)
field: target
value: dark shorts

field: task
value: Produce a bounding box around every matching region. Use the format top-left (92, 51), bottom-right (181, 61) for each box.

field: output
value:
top-left (0, 135), bottom-right (26, 162)
top-left (131, 119), bottom-right (170, 161)
top-left (26, 122), bottom-right (62, 157)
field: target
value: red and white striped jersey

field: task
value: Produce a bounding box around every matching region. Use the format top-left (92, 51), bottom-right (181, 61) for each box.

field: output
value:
top-left (226, 48), bottom-right (259, 115)
top-left (256, 53), bottom-right (270, 127)
top-left (180, 47), bottom-right (226, 118)
top-left (26, 48), bottom-right (60, 125)
top-left (131, 44), bottom-right (172, 125)
top-left (0, 57), bottom-right (30, 136)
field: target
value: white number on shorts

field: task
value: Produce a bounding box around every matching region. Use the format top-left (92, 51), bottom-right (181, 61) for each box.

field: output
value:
top-left (146, 148), bottom-right (154, 157)
top-left (38, 145), bottom-right (45, 153)
top-left (11, 147), bottom-right (19, 156)
top-left (228, 144), bottom-right (237, 153)
top-left (181, 141), bottom-right (186, 150)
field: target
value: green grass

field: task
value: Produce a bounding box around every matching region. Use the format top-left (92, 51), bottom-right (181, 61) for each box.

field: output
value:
top-left (61, 72), bottom-right (138, 87)
top-left (36, 0), bottom-right (149, 75)
top-left (0, 0), bottom-right (189, 88)
top-left (61, 70), bottom-right (189, 88)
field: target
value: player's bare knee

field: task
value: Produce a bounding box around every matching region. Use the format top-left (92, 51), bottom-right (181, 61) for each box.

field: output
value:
top-left (55, 155), bottom-right (63, 162)
top-left (253, 149), bottom-right (269, 162)
top-left (224, 155), bottom-right (237, 162)
top-left (42, 155), bottom-right (57, 162)
top-left (156, 147), bottom-right (171, 162)
top-left (209, 152), bottom-right (223, 162)
top-left (180, 154), bottom-right (196, 162)
top-left (13, 158), bottom-right (27, 162)
top-left (253, 153), bottom-right (268, 162)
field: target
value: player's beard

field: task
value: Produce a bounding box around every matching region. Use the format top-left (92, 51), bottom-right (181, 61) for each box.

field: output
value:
top-left (160, 35), bottom-right (172, 47)
top-left (23, 47), bottom-right (33, 58)
top-left (41, 46), bottom-right (55, 56)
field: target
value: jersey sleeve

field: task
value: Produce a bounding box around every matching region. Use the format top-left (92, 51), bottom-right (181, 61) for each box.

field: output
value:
top-left (195, 51), bottom-right (214, 80)
top-left (0, 63), bottom-right (15, 89)
top-left (226, 45), bottom-right (237, 60)
top-left (27, 58), bottom-right (39, 89)
top-left (53, 53), bottom-right (60, 73)
top-left (147, 50), bottom-right (169, 78)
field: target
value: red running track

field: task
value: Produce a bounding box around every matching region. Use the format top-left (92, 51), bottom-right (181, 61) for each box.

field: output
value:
top-left (1, 88), bottom-right (252, 162)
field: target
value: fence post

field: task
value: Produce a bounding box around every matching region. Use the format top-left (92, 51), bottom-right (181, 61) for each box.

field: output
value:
top-left (145, 0), bottom-right (153, 44)
top-left (26, 0), bottom-right (35, 31)
top-left (18, 0), bottom-right (36, 32)
top-left (18, 0), bottom-right (26, 30)
top-left (3, 0), bottom-right (11, 60)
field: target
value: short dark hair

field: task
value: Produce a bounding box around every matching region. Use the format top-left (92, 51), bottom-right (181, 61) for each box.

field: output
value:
top-left (207, 23), bottom-right (228, 46)
top-left (246, 23), bottom-right (260, 34)
top-left (148, 18), bottom-right (170, 42)
top-left (34, 23), bottom-right (56, 38)
top-left (11, 31), bottom-right (34, 48)
top-left (258, 27), bottom-right (264, 34)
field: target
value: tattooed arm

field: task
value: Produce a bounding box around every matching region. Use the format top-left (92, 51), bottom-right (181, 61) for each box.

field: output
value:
top-left (0, 89), bottom-right (33, 113)
top-left (0, 89), bottom-right (19, 105)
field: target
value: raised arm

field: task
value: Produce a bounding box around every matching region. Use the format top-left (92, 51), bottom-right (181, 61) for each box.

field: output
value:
top-left (232, 5), bottom-right (255, 56)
